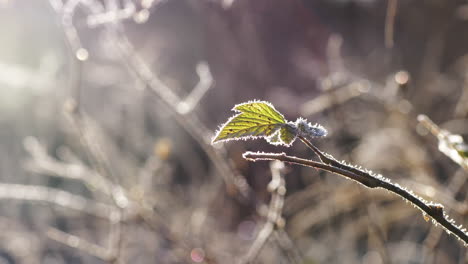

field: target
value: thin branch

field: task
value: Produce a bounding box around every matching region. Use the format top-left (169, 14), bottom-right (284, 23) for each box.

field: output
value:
top-left (23, 136), bottom-right (115, 197)
top-left (86, 2), bottom-right (136, 27)
top-left (421, 168), bottom-right (467, 262)
top-left (107, 24), bottom-right (256, 204)
top-left (47, 227), bottom-right (115, 262)
top-left (242, 151), bottom-right (468, 246)
top-left (300, 81), bottom-right (369, 116)
top-left (385, 0), bottom-right (398, 48)
top-left (239, 161), bottom-right (288, 264)
top-left (63, 102), bottom-right (132, 210)
top-left (272, 229), bottom-right (303, 264)
top-left (287, 188), bottom-right (416, 238)
top-left (177, 61), bottom-right (213, 114)
top-left (0, 183), bottom-right (117, 219)
top-left (418, 114), bottom-right (468, 171)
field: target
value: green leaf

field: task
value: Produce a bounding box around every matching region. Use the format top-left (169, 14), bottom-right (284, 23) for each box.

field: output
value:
top-left (455, 143), bottom-right (468, 159)
top-left (458, 149), bottom-right (468, 159)
top-left (265, 124), bottom-right (297, 146)
top-left (265, 131), bottom-right (282, 145)
top-left (279, 125), bottom-right (298, 145)
top-left (212, 101), bottom-right (291, 144)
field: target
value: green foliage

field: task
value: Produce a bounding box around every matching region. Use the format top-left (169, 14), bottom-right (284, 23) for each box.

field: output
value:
top-left (455, 143), bottom-right (468, 159)
top-left (212, 101), bottom-right (296, 146)
top-left (212, 100), bottom-right (327, 146)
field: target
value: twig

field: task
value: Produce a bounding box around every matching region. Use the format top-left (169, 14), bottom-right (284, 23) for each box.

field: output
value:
top-left (242, 151), bottom-right (468, 246)
top-left (47, 227), bottom-right (115, 261)
top-left (272, 229), bottom-right (303, 264)
top-left (288, 192), bottom-right (415, 239)
top-left (107, 24), bottom-right (256, 203)
top-left (23, 136), bottom-right (115, 197)
top-left (300, 81), bottom-right (370, 116)
top-left (421, 168), bottom-right (467, 262)
top-left (0, 183), bottom-right (117, 219)
top-left (418, 114), bottom-right (468, 172)
top-left (64, 102), bottom-right (133, 210)
top-left (107, 210), bottom-right (123, 264)
top-left (177, 61), bottom-right (213, 114)
top-left (239, 161), bottom-right (287, 264)
top-left (86, 1), bottom-right (136, 27)
top-left (385, 0), bottom-right (398, 48)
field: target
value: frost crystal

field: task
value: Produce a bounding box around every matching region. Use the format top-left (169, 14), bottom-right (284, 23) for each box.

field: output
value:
top-left (295, 118), bottom-right (328, 139)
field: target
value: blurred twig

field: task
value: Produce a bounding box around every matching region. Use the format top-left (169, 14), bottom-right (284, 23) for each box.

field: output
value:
top-left (23, 136), bottom-right (115, 196)
top-left (300, 80), bottom-right (370, 116)
top-left (0, 183), bottom-right (116, 219)
top-left (107, 22), bottom-right (256, 204)
top-left (239, 161), bottom-right (290, 264)
top-left (272, 229), bottom-right (303, 264)
top-left (385, 0), bottom-right (398, 48)
top-left (418, 114), bottom-right (468, 172)
top-left (47, 227), bottom-right (115, 262)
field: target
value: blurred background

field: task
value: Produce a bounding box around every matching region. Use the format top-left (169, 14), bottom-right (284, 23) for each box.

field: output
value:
top-left (0, 0), bottom-right (467, 263)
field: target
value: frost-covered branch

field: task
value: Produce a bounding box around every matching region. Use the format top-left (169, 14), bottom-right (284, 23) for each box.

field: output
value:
top-left (243, 150), bottom-right (468, 246)
top-left (212, 100), bottom-right (468, 246)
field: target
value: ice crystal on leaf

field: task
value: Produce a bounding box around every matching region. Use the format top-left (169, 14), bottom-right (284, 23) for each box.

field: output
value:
top-left (212, 101), bottom-right (326, 146)
top-left (295, 117), bottom-right (327, 139)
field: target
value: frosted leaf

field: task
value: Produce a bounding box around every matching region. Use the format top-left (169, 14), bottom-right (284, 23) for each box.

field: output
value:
top-left (278, 123), bottom-right (298, 146)
top-left (455, 142), bottom-right (468, 159)
top-left (264, 123), bottom-right (301, 146)
top-left (295, 118), bottom-right (328, 139)
top-left (212, 101), bottom-right (296, 145)
top-left (212, 101), bottom-right (328, 146)
top-left (266, 130), bottom-right (282, 145)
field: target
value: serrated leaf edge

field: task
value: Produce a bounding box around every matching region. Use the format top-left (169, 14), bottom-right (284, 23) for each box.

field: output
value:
top-left (211, 100), bottom-right (287, 144)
